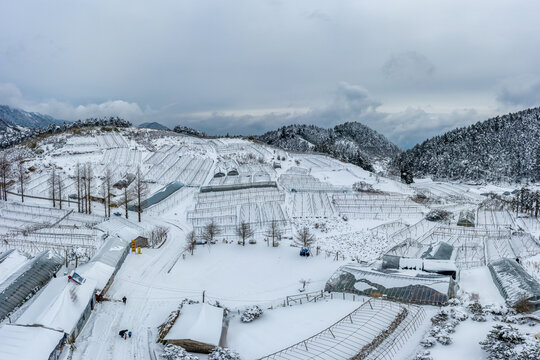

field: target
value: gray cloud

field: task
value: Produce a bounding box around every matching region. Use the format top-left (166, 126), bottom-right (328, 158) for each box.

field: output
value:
top-left (0, 82), bottom-right (145, 122)
top-left (160, 82), bottom-right (482, 149)
top-left (496, 76), bottom-right (540, 108)
top-left (1, 1), bottom-right (539, 147)
top-left (381, 51), bottom-right (435, 84)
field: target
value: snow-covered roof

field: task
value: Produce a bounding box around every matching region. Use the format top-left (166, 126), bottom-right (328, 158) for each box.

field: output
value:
top-left (16, 275), bottom-right (96, 334)
top-left (89, 235), bottom-right (129, 268)
top-left (77, 261), bottom-right (116, 292)
top-left (0, 324), bottom-right (64, 360)
top-left (165, 303), bottom-right (224, 346)
top-left (95, 218), bottom-right (142, 241)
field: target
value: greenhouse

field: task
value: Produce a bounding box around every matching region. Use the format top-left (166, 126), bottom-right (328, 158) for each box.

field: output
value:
top-left (325, 264), bottom-right (455, 306)
top-left (488, 258), bottom-right (540, 311)
top-left (128, 181), bottom-right (183, 211)
top-left (0, 250), bottom-right (63, 322)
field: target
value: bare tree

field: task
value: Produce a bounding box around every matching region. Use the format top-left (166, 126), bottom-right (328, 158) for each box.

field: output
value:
top-left (105, 167), bottom-right (112, 217)
top-left (15, 156), bottom-right (28, 203)
top-left (185, 231), bottom-right (197, 255)
top-left (0, 152), bottom-right (11, 201)
top-left (49, 165), bottom-right (56, 207)
top-left (236, 221), bottom-right (254, 246)
top-left (265, 220), bottom-right (282, 247)
top-left (81, 164), bottom-right (87, 213)
top-left (86, 163), bottom-right (93, 214)
top-left (148, 225), bottom-right (169, 247)
top-left (101, 181), bottom-right (107, 216)
top-left (121, 184), bottom-right (134, 219)
top-left (57, 173), bottom-right (64, 210)
top-left (75, 163), bottom-right (81, 212)
top-left (134, 166), bottom-right (148, 222)
top-left (295, 227), bottom-right (315, 248)
top-left (201, 220), bottom-right (221, 245)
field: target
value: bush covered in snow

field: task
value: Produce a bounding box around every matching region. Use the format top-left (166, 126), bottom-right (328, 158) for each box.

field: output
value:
top-left (208, 347), bottom-right (241, 360)
top-left (414, 350), bottom-right (433, 360)
top-left (425, 209), bottom-right (452, 222)
top-left (161, 344), bottom-right (199, 360)
top-left (240, 305), bottom-right (263, 323)
top-left (479, 324), bottom-right (540, 360)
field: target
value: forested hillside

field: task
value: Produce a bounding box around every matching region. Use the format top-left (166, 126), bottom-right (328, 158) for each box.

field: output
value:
top-left (399, 107), bottom-right (540, 182)
top-left (259, 122), bottom-right (401, 171)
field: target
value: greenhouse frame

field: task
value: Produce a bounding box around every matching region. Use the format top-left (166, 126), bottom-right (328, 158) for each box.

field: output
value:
top-left (488, 258), bottom-right (540, 311)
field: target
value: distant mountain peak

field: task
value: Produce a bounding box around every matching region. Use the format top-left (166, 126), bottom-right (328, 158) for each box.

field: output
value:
top-left (0, 105), bottom-right (67, 129)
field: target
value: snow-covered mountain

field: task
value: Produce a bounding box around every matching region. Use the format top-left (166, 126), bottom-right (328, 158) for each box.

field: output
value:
top-left (258, 122), bottom-right (401, 172)
top-left (0, 105), bottom-right (67, 129)
top-left (399, 107), bottom-right (540, 182)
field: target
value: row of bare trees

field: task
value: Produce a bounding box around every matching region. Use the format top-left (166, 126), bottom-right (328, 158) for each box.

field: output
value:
top-left (48, 165), bottom-right (65, 209)
top-left (0, 151), bottom-right (29, 203)
top-left (0, 150), bottom-right (149, 222)
top-left (185, 220), bottom-right (285, 255)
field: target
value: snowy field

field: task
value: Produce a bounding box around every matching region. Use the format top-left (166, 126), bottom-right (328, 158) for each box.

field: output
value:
top-left (0, 128), bottom-right (539, 360)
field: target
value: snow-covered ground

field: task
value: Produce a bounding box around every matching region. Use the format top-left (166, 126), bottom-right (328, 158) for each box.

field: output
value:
top-left (0, 128), bottom-right (539, 360)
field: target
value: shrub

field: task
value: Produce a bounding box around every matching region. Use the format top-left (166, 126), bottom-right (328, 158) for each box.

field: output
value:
top-left (161, 344), bottom-right (199, 360)
top-left (208, 347), bottom-right (241, 360)
top-left (240, 305), bottom-right (263, 323)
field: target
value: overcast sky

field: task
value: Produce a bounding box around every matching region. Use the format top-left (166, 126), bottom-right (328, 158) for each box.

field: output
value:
top-left (1, 1), bottom-right (539, 148)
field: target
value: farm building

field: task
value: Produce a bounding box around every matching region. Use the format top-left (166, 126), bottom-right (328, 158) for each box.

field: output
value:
top-left (0, 324), bottom-right (66, 360)
top-left (15, 274), bottom-right (97, 342)
top-left (488, 258), bottom-right (540, 311)
top-left (0, 250), bottom-right (63, 322)
top-left (164, 303), bottom-right (225, 353)
top-left (77, 235), bottom-right (130, 298)
top-left (325, 264), bottom-right (456, 305)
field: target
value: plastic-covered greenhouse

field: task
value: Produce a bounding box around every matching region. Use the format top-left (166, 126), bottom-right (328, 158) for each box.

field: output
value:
top-left (0, 250), bottom-right (63, 321)
top-left (488, 258), bottom-right (540, 311)
top-left (128, 181), bottom-right (183, 211)
top-left (325, 265), bottom-right (455, 306)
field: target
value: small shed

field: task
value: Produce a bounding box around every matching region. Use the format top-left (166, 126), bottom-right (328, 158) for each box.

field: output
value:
top-left (164, 303), bottom-right (225, 353)
top-left (134, 236), bottom-right (149, 248)
top-left (488, 258), bottom-right (540, 311)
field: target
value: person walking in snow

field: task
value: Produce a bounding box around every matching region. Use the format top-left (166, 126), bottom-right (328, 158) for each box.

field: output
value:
top-left (119, 329), bottom-right (128, 339)
top-left (128, 330), bottom-right (132, 338)
top-left (122, 296), bottom-right (127, 304)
